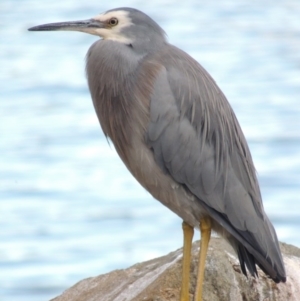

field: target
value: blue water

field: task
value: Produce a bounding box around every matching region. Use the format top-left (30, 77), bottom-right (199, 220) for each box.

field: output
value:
top-left (1, 1), bottom-right (300, 300)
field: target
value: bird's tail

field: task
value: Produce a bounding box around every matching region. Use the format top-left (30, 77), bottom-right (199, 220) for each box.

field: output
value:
top-left (200, 200), bottom-right (286, 283)
top-left (228, 216), bottom-right (286, 283)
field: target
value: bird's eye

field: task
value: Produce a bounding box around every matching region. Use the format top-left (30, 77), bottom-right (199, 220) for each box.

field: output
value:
top-left (109, 18), bottom-right (118, 26)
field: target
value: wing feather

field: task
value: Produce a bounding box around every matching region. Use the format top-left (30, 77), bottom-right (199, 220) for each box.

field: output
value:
top-left (146, 44), bottom-right (286, 282)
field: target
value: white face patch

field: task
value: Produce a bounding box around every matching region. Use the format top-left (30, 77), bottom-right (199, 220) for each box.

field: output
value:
top-left (91, 10), bottom-right (134, 44)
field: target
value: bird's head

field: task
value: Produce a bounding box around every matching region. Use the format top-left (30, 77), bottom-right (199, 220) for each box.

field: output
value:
top-left (29, 7), bottom-right (166, 51)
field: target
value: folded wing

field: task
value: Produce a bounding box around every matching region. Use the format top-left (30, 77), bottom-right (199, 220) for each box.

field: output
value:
top-left (146, 45), bottom-right (286, 282)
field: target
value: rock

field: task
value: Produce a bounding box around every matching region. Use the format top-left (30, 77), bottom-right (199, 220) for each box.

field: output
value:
top-left (51, 238), bottom-right (300, 301)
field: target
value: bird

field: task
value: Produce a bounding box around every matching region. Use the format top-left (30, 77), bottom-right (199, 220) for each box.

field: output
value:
top-left (28, 7), bottom-right (286, 301)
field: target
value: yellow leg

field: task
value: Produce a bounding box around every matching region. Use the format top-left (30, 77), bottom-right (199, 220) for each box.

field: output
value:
top-left (194, 217), bottom-right (212, 301)
top-left (180, 221), bottom-right (194, 301)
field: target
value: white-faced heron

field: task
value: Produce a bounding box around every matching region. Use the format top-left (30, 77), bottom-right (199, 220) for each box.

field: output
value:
top-left (28, 7), bottom-right (286, 301)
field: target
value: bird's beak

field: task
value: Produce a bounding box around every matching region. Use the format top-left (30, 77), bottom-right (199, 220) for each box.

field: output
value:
top-left (28, 19), bottom-right (105, 34)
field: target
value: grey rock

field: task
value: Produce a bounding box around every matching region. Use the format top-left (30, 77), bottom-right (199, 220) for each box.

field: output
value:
top-left (51, 238), bottom-right (300, 301)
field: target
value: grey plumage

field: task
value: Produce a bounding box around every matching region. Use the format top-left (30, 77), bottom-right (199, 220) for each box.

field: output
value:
top-left (28, 6), bottom-right (286, 288)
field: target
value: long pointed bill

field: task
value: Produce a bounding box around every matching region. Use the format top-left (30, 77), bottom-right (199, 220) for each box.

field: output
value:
top-left (28, 19), bottom-right (104, 33)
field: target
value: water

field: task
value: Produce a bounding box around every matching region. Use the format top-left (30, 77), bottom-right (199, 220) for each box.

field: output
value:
top-left (1, 0), bottom-right (300, 300)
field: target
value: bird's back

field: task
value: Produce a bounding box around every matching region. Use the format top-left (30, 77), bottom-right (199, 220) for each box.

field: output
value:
top-left (86, 39), bottom-right (286, 283)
